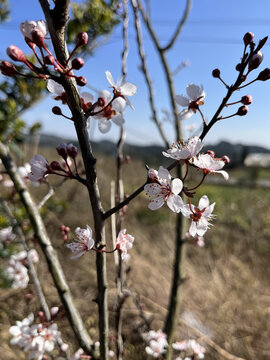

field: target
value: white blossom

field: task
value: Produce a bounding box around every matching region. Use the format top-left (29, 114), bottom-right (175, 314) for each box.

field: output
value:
top-left (9, 313), bottom-right (34, 348)
top-left (66, 225), bottom-right (94, 259)
top-left (28, 155), bottom-right (49, 182)
top-left (162, 136), bottom-right (203, 161)
top-left (10, 249), bottom-right (39, 264)
top-left (6, 261), bottom-right (29, 289)
top-left (192, 153), bottom-right (229, 180)
top-left (116, 229), bottom-right (134, 260)
top-left (93, 89), bottom-right (125, 133)
top-left (0, 226), bottom-right (16, 242)
top-left (105, 70), bottom-right (137, 109)
top-left (182, 195), bottom-right (215, 237)
top-left (144, 167), bottom-right (184, 213)
top-left (173, 339), bottom-right (205, 359)
top-left (175, 83), bottom-right (205, 121)
top-left (20, 20), bottom-right (48, 41)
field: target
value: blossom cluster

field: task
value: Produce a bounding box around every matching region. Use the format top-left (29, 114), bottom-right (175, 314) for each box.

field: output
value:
top-left (5, 249), bottom-right (39, 289)
top-left (144, 136), bottom-right (228, 241)
top-left (143, 329), bottom-right (205, 359)
top-left (9, 312), bottom-right (62, 360)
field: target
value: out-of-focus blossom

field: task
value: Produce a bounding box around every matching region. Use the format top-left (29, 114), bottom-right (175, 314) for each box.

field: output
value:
top-left (105, 70), bottom-right (137, 109)
top-left (162, 136), bottom-right (203, 161)
top-left (173, 339), bottom-right (205, 359)
top-left (144, 167), bottom-right (184, 213)
top-left (175, 83), bottom-right (205, 121)
top-left (0, 226), bottom-right (16, 243)
top-left (192, 153), bottom-right (229, 180)
top-left (28, 155), bottom-right (49, 182)
top-left (145, 339), bottom-right (167, 358)
top-left (66, 225), bottom-right (94, 259)
top-left (116, 229), bottom-right (134, 260)
top-left (18, 163), bottom-right (31, 180)
top-left (182, 196), bottom-right (215, 237)
top-left (6, 261), bottom-right (29, 289)
top-left (9, 313), bottom-right (34, 348)
top-left (10, 249), bottom-right (39, 264)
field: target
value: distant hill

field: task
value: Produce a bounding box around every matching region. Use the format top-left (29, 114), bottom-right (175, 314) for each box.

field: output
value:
top-left (31, 134), bottom-right (270, 167)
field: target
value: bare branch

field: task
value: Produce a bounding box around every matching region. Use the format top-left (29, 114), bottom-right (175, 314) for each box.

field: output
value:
top-left (131, 0), bottom-right (170, 148)
top-left (162, 0), bottom-right (192, 52)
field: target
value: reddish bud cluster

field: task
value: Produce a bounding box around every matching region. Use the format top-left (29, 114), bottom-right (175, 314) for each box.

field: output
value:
top-left (60, 225), bottom-right (70, 243)
top-left (243, 32), bottom-right (254, 46)
top-left (71, 57), bottom-right (84, 70)
top-left (0, 61), bottom-right (18, 76)
top-left (76, 32), bottom-right (88, 47)
top-left (6, 45), bottom-right (26, 63)
top-left (76, 76), bottom-right (87, 87)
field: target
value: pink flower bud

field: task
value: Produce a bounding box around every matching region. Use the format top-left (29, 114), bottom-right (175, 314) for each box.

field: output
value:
top-left (56, 143), bottom-right (68, 159)
top-left (45, 55), bottom-right (55, 65)
top-left (65, 226), bottom-right (70, 232)
top-left (0, 61), bottom-right (18, 76)
top-left (72, 57), bottom-right (84, 70)
top-left (76, 32), bottom-right (88, 47)
top-left (76, 76), bottom-right (87, 87)
top-left (237, 105), bottom-right (249, 116)
top-left (222, 155), bottom-right (230, 164)
top-left (38, 311), bottom-right (45, 323)
top-left (67, 144), bottom-right (78, 158)
top-left (243, 32), bottom-right (254, 46)
top-left (60, 225), bottom-right (65, 231)
top-left (212, 68), bottom-right (220, 78)
top-left (257, 68), bottom-right (270, 81)
top-left (52, 106), bottom-right (62, 115)
top-left (50, 161), bottom-right (62, 170)
top-left (6, 45), bottom-right (26, 62)
top-left (50, 306), bottom-right (59, 317)
top-left (241, 95), bottom-right (252, 105)
top-left (206, 150), bottom-right (215, 158)
top-left (248, 51), bottom-right (263, 71)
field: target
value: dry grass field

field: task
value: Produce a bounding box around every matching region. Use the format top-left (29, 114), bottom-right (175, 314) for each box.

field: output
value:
top-left (0, 146), bottom-right (269, 359)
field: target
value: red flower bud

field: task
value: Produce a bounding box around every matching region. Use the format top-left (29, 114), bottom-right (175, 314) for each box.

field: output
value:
top-left (243, 32), bottom-right (254, 46)
top-left (206, 150), bottom-right (215, 158)
top-left (241, 95), bottom-right (252, 105)
top-left (45, 55), bottom-right (55, 66)
top-left (222, 155), bottom-right (230, 164)
top-left (237, 105), bottom-right (249, 116)
top-left (50, 161), bottom-right (62, 170)
top-left (52, 106), bottom-right (62, 115)
top-left (71, 57), bottom-right (84, 70)
top-left (6, 45), bottom-right (26, 62)
top-left (212, 68), bottom-right (220, 78)
top-left (56, 143), bottom-right (68, 159)
top-left (0, 61), bottom-right (18, 76)
top-left (67, 144), bottom-right (78, 159)
top-left (76, 32), bottom-right (88, 47)
top-left (76, 76), bottom-right (87, 87)
top-left (60, 225), bottom-right (66, 231)
top-left (248, 51), bottom-right (263, 71)
top-left (235, 63), bottom-right (241, 71)
top-left (98, 97), bottom-right (106, 107)
top-left (257, 68), bottom-right (270, 81)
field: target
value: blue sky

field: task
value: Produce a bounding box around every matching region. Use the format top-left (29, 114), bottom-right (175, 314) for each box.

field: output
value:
top-left (1, 0), bottom-right (270, 148)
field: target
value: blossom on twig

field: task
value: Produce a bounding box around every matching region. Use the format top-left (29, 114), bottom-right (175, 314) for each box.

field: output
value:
top-left (20, 20), bottom-right (48, 43)
top-left (144, 166), bottom-right (184, 213)
top-left (182, 195), bottom-right (215, 237)
top-left (105, 70), bottom-right (137, 109)
top-left (28, 155), bottom-right (50, 182)
top-left (175, 83), bottom-right (205, 121)
top-left (116, 229), bottom-right (134, 260)
top-left (192, 153), bottom-right (229, 180)
top-left (162, 136), bottom-right (203, 161)
top-left (66, 225), bottom-right (94, 259)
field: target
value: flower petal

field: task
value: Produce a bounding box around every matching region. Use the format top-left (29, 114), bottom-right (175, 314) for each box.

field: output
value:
top-left (144, 183), bottom-right (162, 196)
top-left (105, 71), bottom-right (115, 87)
top-left (178, 108), bottom-right (193, 121)
top-left (167, 194), bottom-right (184, 213)
top-left (175, 94), bottom-right (190, 107)
top-left (112, 114), bottom-right (125, 126)
top-left (171, 178), bottom-right (183, 195)
top-left (198, 195), bottom-right (209, 210)
top-left (47, 79), bottom-right (64, 95)
top-left (215, 170), bottom-right (229, 180)
top-left (120, 82), bottom-right (137, 96)
top-left (157, 166), bottom-right (170, 184)
top-left (186, 83), bottom-right (204, 100)
top-left (98, 118), bottom-right (111, 133)
top-left (148, 196), bottom-right (164, 210)
top-left (189, 221), bottom-right (197, 237)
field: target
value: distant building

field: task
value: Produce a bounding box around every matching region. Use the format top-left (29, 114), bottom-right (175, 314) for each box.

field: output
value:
top-left (244, 153), bottom-right (270, 168)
